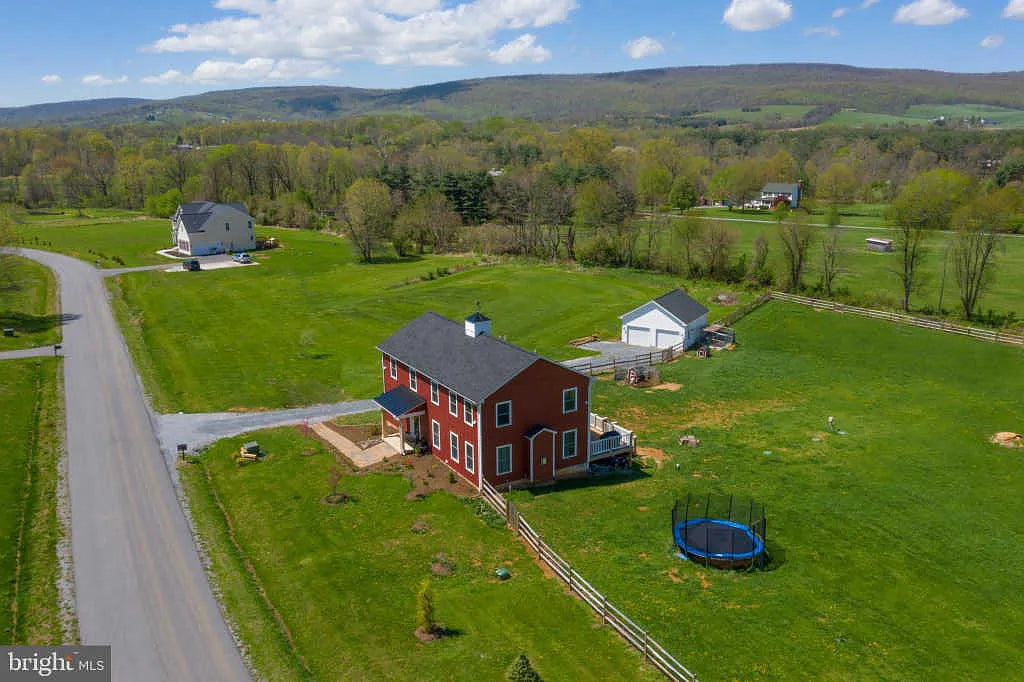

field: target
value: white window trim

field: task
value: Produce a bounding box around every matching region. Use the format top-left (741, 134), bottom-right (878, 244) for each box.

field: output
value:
top-left (495, 400), bottom-right (512, 428)
top-left (562, 429), bottom-right (578, 460)
top-left (430, 380), bottom-right (439, 405)
top-left (465, 442), bottom-right (475, 473)
top-left (409, 368), bottom-right (417, 391)
top-left (389, 356), bottom-right (397, 380)
top-left (449, 432), bottom-right (459, 463)
top-left (496, 444), bottom-right (512, 475)
top-left (431, 420), bottom-right (441, 450)
top-left (562, 387), bottom-right (578, 414)
top-left (449, 391), bottom-right (459, 417)
top-left (464, 401), bottom-right (476, 426)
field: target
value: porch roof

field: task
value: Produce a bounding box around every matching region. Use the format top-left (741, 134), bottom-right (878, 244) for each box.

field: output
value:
top-left (374, 385), bottom-right (426, 418)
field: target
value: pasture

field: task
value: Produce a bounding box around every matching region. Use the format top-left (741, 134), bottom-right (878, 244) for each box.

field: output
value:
top-left (11, 211), bottom-right (170, 267)
top-left (0, 255), bottom-right (60, 350)
top-left (506, 302), bottom-right (1024, 680)
top-left (181, 427), bottom-right (660, 681)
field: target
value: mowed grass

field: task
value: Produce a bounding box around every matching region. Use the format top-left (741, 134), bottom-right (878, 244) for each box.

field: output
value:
top-left (181, 427), bottom-right (660, 681)
top-left (0, 359), bottom-right (67, 644)
top-left (825, 104), bottom-right (1024, 129)
top-left (506, 302), bottom-right (1024, 680)
top-left (11, 212), bottom-right (171, 267)
top-left (0, 256), bottom-right (60, 350)
top-left (111, 228), bottom-right (756, 412)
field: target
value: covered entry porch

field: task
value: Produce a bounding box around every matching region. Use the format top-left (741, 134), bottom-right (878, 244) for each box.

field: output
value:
top-left (373, 385), bottom-right (426, 455)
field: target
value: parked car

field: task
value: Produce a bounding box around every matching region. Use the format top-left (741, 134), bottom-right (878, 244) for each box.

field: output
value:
top-left (182, 259), bottom-right (201, 271)
top-left (233, 252), bottom-right (252, 264)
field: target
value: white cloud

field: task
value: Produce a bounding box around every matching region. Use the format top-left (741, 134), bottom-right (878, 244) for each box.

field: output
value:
top-left (622, 36), bottom-right (665, 59)
top-left (832, 7), bottom-right (849, 18)
top-left (861, 0), bottom-right (879, 7)
top-left (981, 34), bottom-right (1005, 48)
top-left (805, 25), bottom-right (840, 37)
top-left (82, 74), bottom-right (129, 87)
top-left (141, 58), bottom-right (340, 85)
top-left (893, 0), bottom-right (969, 25)
top-left (41, 74), bottom-right (62, 85)
top-left (488, 34), bottom-right (551, 64)
top-left (146, 0), bottom-right (577, 69)
top-left (1004, 0), bottom-right (1024, 19)
top-left (723, 0), bottom-right (793, 31)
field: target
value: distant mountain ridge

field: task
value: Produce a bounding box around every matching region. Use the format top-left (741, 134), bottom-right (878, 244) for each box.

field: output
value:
top-left (5, 63), bottom-right (1024, 127)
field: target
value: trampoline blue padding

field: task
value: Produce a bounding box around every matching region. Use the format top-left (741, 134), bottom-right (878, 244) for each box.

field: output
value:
top-left (674, 518), bottom-right (765, 562)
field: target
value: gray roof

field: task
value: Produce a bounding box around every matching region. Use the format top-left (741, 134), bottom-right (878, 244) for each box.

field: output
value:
top-left (377, 311), bottom-right (544, 404)
top-left (761, 182), bottom-right (799, 195)
top-left (653, 288), bottom-right (710, 325)
top-left (174, 201), bottom-right (251, 234)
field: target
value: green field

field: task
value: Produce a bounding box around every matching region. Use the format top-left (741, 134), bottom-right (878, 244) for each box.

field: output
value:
top-left (0, 358), bottom-right (67, 644)
top-left (0, 255), bottom-right (60, 350)
top-left (110, 229), bottom-right (756, 412)
top-left (826, 103), bottom-right (1024, 128)
top-left (696, 105), bottom-right (816, 124)
top-left (11, 212), bottom-right (171, 267)
top-left (505, 302), bottom-right (1024, 680)
top-left (696, 203), bottom-right (891, 229)
top-left (181, 428), bottom-right (660, 681)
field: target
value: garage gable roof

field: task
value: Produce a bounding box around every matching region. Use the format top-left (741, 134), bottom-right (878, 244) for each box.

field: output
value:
top-left (621, 288), bottom-right (709, 326)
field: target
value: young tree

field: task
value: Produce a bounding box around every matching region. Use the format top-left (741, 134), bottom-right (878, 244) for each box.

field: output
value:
top-left (416, 578), bottom-right (440, 636)
top-left (636, 166), bottom-right (672, 268)
top-left (343, 177), bottom-right (393, 262)
top-left (777, 213), bottom-right (814, 291)
top-left (887, 169), bottom-right (972, 311)
top-left (749, 232), bottom-right (773, 286)
top-left (668, 176), bottom-right (698, 212)
top-left (821, 228), bottom-right (842, 298)
top-left (950, 194), bottom-right (1010, 319)
top-left (506, 653), bottom-right (542, 682)
top-left (669, 215), bottom-right (704, 277)
top-left (699, 221), bottom-right (737, 280)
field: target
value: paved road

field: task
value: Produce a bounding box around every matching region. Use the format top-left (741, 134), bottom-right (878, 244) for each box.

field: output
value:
top-left (0, 345), bottom-right (60, 360)
top-left (155, 400), bottom-right (377, 464)
top-left (14, 249), bottom-right (249, 682)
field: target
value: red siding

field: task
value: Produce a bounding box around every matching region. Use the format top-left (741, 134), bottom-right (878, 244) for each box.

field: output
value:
top-left (479, 359), bottom-right (590, 487)
top-left (380, 354), bottom-right (480, 486)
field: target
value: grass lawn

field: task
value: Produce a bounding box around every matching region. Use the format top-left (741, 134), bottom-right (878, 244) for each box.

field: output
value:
top-left (0, 358), bottom-right (68, 644)
top-left (110, 228), bottom-right (757, 412)
top-left (695, 204), bottom-right (890, 229)
top-left (181, 427), bottom-right (661, 681)
top-left (11, 212), bottom-right (172, 267)
top-left (0, 255), bottom-right (60, 350)
top-left (505, 302), bottom-right (1024, 680)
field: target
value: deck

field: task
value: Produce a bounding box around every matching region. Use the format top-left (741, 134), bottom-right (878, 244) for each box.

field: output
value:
top-left (588, 413), bottom-right (636, 459)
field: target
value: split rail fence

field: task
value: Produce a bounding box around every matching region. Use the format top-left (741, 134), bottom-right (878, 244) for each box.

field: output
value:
top-left (770, 291), bottom-right (1024, 347)
top-left (480, 480), bottom-right (698, 682)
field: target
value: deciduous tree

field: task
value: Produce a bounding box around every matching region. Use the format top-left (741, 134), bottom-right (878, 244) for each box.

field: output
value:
top-left (344, 177), bottom-right (393, 262)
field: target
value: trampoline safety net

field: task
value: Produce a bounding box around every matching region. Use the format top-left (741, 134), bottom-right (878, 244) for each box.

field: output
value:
top-left (672, 493), bottom-right (768, 570)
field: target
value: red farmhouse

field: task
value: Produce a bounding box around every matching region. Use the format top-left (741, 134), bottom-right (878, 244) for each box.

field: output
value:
top-left (374, 310), bottom-right (634, 489)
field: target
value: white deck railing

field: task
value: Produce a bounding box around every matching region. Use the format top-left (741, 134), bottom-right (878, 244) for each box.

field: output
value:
top-left (588, 413), bottom-right (635, 459)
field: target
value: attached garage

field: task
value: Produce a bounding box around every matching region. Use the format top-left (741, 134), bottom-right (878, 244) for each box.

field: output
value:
top-left (620, 288), bottom-right (710, 351)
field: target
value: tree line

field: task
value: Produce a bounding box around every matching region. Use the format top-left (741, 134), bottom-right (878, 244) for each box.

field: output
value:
top-left (1, 116), bottom-right (1022, 321)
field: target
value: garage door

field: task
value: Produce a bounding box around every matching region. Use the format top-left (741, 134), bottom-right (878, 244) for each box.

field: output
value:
top-left (655, 329), bottom-right (681, 348)
top-left (626, 326), bottom-right (651, 346)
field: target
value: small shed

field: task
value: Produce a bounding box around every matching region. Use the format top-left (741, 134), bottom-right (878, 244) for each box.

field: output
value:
top-left (620, 288), bottom-right (710, 350)
top-left (866, 237), bottom-right (893, 253)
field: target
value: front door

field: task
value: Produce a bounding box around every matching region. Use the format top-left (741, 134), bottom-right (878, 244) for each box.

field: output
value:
top-left (408, 416), bottom-right (421, 440)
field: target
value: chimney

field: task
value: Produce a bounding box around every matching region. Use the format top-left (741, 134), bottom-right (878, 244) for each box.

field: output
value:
top-left (465, 302), bottom-right (491, 338)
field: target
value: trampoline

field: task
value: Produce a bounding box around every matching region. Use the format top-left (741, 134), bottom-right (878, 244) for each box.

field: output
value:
top-left (672, 494), bottom-right (768, 570)
top-left (674, 518), bottom-right (765, 569)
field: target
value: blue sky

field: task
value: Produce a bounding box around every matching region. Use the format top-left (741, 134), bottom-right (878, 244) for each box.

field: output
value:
top-left (4, 0), bottom-right (1024, 107)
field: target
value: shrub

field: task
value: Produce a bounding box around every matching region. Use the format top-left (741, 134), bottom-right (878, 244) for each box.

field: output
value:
top-left (506, 653), bottom-right (542, 682)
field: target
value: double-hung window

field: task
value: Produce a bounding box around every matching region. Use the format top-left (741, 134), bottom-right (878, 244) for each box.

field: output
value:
top-left (464, 402), bottom-right (476, 426)
top-left (449, 433), bottom-right (459, 462)
top-left (430, 381), bottom-right (439, 405)
top-left (496, 444), bottom-right (512, 475)
top-left (495, 400), bottom-right (512, 427)
top-left (562, 387), bottom-right (578, 413)
top-left (449, 391), bottom-right (459, 417)
top-left (465, 442), bottom-right (475, 473)
top-left (389, 357), bottom-right (397, 380)
top-left (409, 368), bottom-right (418, 391)
top-left (562, 429), bottom-right (578, 459)
top-left (431, 420), bottom-right (441, 449)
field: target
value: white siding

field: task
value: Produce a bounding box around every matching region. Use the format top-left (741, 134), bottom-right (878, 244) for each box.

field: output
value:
top-left (621, 302), bottom-right (707, 350)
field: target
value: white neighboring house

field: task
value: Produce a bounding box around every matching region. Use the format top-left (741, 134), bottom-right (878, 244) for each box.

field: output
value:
top-left (620, 288), bottom-right (710, 350)
top-left (171, 201), bottom-right (255, 256)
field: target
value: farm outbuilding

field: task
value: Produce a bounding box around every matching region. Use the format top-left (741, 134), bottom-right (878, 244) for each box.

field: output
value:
top-left (620, 288), bottom-right (709, 350)
top-left (866, 237), bottom-right (894, 252)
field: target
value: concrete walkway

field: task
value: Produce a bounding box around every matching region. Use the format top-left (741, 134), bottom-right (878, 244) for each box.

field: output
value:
top-left (310, 422), bottom-right (395, 468)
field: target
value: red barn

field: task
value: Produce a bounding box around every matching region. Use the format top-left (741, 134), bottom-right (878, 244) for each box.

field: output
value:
top-left (373, 310), bottom-right (634, 489)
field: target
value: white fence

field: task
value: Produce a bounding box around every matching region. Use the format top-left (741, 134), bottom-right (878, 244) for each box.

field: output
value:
top-left (479, 481), bottom-right (698, 682)
top-left (770, 291), bottom-right (1024, 347)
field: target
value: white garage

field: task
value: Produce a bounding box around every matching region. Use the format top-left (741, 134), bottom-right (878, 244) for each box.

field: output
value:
top-left (620, 288), bottom-right (710, 351)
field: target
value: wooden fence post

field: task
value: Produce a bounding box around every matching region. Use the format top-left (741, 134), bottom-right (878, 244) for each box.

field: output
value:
top-left (642, 631), bottom-right (649, 661)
